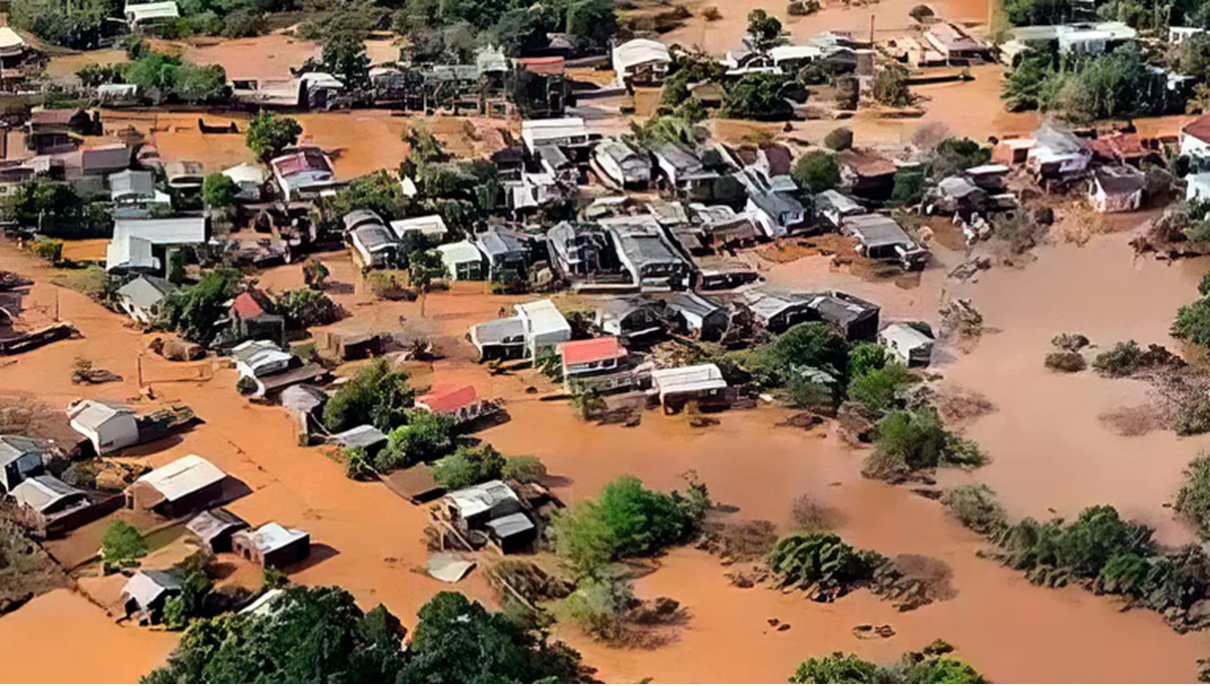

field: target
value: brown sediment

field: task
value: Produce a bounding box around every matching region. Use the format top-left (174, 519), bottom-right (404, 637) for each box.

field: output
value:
top-left (2, 217), bottom-right (1210, 682)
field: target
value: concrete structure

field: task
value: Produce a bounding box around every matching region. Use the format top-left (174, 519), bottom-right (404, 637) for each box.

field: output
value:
top-left (437, 240), bottom-right (487, 281)
top-left (611, 38), bottom-right (671, 86)
top-left (128, 455), bottom-right (227, 517)
top-left (67, 400), bottom-right (140, 456)
top-left (116, 274), bottom-right (176, 326)
top-left (1089, 167), bottom-right (1146, 213)
top-left (109, 170), bottom-right (170, 219)
top-left (389, 215), bottom-right (449, 241)
top-left (469, 299), bottom-right (571, 361)
top-left (649, 364), bottom-right (728, 411)
top-left (443, 480), bottom-right (535, 553)
top-left (521, 118), bottom-right (590, 155)
top-left (879, 323), bottom-right (934, 367)
top-left (232, 523), bottom-right (311, 568)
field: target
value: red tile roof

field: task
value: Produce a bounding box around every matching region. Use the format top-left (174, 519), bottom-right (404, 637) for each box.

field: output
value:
top-left (231, 291), bottom-right (267, 319)
top-left (1184, 115), bottom-right (1210, 145)
top-left (559, 337), bottom-right (625, 366)
top-left (1087, 134), bottom-right (1149, 163)
top-left (417, 384), bottom-right (479, 414)
top-left (516, 56), bottom-right (566, 76)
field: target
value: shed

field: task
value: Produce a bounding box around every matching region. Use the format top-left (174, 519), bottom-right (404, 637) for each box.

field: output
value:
top-left (814, 189), bottom-right (865, 228)
top-left (665, 292), bottom-right (729, 341)
top-left (1089, 167), bottom-right (1145, 213)
top-left (444, 479), bottom-right (523, 527)
top-left (116, 274), bottom-right (176, 325)
top-left (222, 163), bottom-right (267, 201)
top-left (594, 296), bottom-right (667, 340)
top-left (485, 511), bottom-right (537, 554)
top-left (185, 508), bottom-right (249, 554)
top-left (390, 215), bottom-right (449, 241)
top-left (842, 214), bottom-right (929, 269)
top-left (879, 323), bottom-right (934, 367)
top-left (232, 523), bottom-right (311, 569)
top-left (328, 425), bottom-right (388, 454)
top-left (67, 399), bottom-right (140, 455)
top-left (128, 454), bottom-right (228, 517)
top-left (649, 364), bottom-right (728, 411)
top-left (120, 570), bottom-right (181, 623)
top-left (611, 38), bottom-right (671, 85)
top-left (437, 240), bottom-right (487, 281)
top-left (805, 291), bottom-right (880, 341)
top-left (124, 1), bottom-right (180, 26)
top-left (0, 435), bottom-right (48, 493)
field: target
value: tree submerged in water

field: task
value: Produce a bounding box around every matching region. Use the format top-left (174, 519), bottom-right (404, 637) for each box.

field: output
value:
top-left (789, 640), bottom-right (986, 684)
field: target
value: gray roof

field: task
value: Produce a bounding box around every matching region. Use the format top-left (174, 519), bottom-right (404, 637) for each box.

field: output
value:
top-left (598, 138), bottom-right (646, 166)
top-left (110, 170), bottom-right (156, 199)
top-left (654, 142), bottom-right (705, 175)
top-left (122, 569), bottom-right (181, 609)
top-left (0, 435), bottom-right (49, 468)
top-left (535, 145), bottom-right (571, 169)
top-left (843, 214), bottom-right (916, 249)
top-left (280, 385), bottom-right (327, 415)
top-left (329, 425), bottom-right (388, 449)
top-left (234, 522), bottom-right (309, 555)
top-left (351, 225), bottom-right (398, 253)
top-left (937, 176), bottom-right (983, 199)
top-left (117, 274), bottom-right (176, 311)
top-left (749, 189), bottom-right (804, 218)
top-left (667, 292), bottom-right (723, 319)
top-left (471, 316), bottom-right (526, 345)
top-left (8, 475), bottom-right (83, 513)
top-left (486, 511), bottom-right (535, 540)
top-left (802, 291), bottom-right (879, 328)
top-left (185, 508), bottom-right (248, 543)
top-left (343, 209), bottom-right (385, 234)
top-left (474, 229), bottom-right (529, 259)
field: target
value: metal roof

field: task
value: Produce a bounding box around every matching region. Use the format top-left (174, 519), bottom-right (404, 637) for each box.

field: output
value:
top-left (390, 214), bottom-right (448, 238)
top-left (650, 364), bottom-right (727, 394)
top-left (66, 399), bottom-right (134, 431)
top-left (185, 508), bottom-right (248, 542)
top-left (437, 240), bottom-right (485, 265)
top-left (486, 511), bottom-right (535, 539)
top-left (515, 299), bottom-right (571, 338)
top-left (843, 214), bottom-right (916, 250)
top-left (612, 39), bottom-right (671, 73)
top-left (113, 217), bottom-right (206, 246)
top-left (122, 570), bottom-right (181, 609)
top-left (135, 455), bottom-right (226, 502)
top-left (236, 522), bottom-right (308, 555)
top-left (329, 425), bottom-right (388, 449)
top-left (0, 435), bottom-right (49, 468)
top-left (106, 234), bottom-right (158, 272)
top-left (9, 475), bottom-right (83, 513)
top-left (117, 274), bottom-right (175, 311)
top-left (124, 1), bottom-right (180, 22)
top-left (559, 336), bottom-right (625, 365)
top-left (445, 479), bottom-right (521, 519)
top-left (416, 384), bottom-right (479, 414)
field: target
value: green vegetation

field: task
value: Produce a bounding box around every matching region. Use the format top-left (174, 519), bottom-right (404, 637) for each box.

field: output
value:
top-left (891, 169), bottom-right (928, 206)
top-left (1091, 341), bottom-right (1182, 377)
top-left (871, 65), bottom-right (912, 107)
top-left (928, 138), bottom-right (991, 179)
top-left (994, 505), bottom-right (1154, 582)
top-left (322, 359), bottom-right (415, 433)
top-left (246, 113), bottom-right (303, 162)
top-left (11, 0), bottom-right (119, 49)
top-left (101, 521), bottom-right (147, 572)
top-left (865, 409), bottom-right (986, 481)
top-left (145, 587), bottom-right (585, 683)
top-left (941, 485), bottom-right (1008, 535)
top-left (430, 444), bottom-right (507, 490)
top-left (722, 73), bottom-right (794, 121)
top-left (0, 179), bottom-right (112, 239)
top-left (1173, 295), bottom-right (1210, 349)
top-left (790, 641), bottom-right (986, 684)
top-left (824, 127), bottom-right (854, 151)
top-left (393, 0), bottom-right (618, 59)
top-left (736, 322), bottom-right (849, 387)
top-left (847, 364), bottom-right (916, 417)
top-left (1176, 453), bottom-right (1210, 539)
top-left (377, 410), bottom-right (458, 472)
top-left (767, 533), bottom-right (887, 598)
top-left (161, 269), bottom-right (246, 346)
top-left (122, 51), bottom-right (229, 105)
top-left (1002, 46), bottom-right (1178, 121)
top-left (551, 475), bottom-right (710, 579)
top-left (274, 289), bottom-right (342, 330)
top-left (202, 174), bottom-right (241, 210)
top-left (0, 505), bottom-right (65, 612)
top-left (792, 150), bottom-right (841, 193)
top-left (745, 9), bottom-right (788, 52)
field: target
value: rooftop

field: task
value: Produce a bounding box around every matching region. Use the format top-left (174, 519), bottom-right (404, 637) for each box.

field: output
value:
top-left (135, 455), bottom-right (226, 502)
top-left (67, 399), bottom-right (134, 431)
top-left (9, 475), bottom-right (83, 514)
top-left (516, 299), bottom-right (572, 337)
top-left (446, 479), bottom-right (521, 519)
top-left (416, 384), bottom-right (479, 414)
top-left (650, 363), bottom-right (728, 394)
top-left (559, 336), bottom-right (626, 365)
top-left (236, 522), bottom-right (308, 555)
top-left (117, 274), bottom-right (176, 311)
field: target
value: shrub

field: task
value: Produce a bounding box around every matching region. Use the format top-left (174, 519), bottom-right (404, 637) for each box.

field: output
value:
top-left (502, 455), bottom-right (547, 483)
top-left (891, 169), bottom-right (927, 206)
top-left (376, 410), bottom-right (458, 472)
top-left (1174, 298), bottom-right (1210, 349)
top-left (823, 127), bottom-right (854, 151)
top-left (940, 485), bottom-right (1007, 535)
top-left (162, 570), bottom-right (214, 630)
top-left (551, 476), bottom-right (710, 578)
top-left (866, 409), bottom-right (985, 480)
top-left (275, 289), bottom-right (343, 330)
top-left (792, 150), bottom-right (841, 193)
top-left (1176, 454), bottom-right (1210, 539)
top-left (1091, 341), bottom-right (1182, 377)
top-left (791, 494), bottom-right (835, 531)
top-left (767, 533), bottom-right (887, 598)
top-left (909, 4), bottom-right (935, 21)
top-left (323, 360), bottom-right (414, 433)
top-left (431, 444), bottom-right (507, 490)
top-left (871, 65), bottom-right (912, 107)
top-left (1051, 333), bottom-right (1090, 351)
top-left (1044, 351), bottom-right (1087, 372)
top-left (341, 446), bottom-right (377, 481)
top-left (790, 652), bottom-right (888, 683)
top-left (846, 364), bottom-right (916, 416)
top-left (101, 521), bottom-right (147, 572)
top-left (703, 6), bottom-right (722, 20)
top-left (739, 322), bottom-right (850, 387)
top-left (848, 342), bottom-right (888, 379)
top-left (790, 642), bottom-right (985, 684)
top-left (993, 505), bottom-right (1154, 581)
top-left (559, 575), bottom-right (633, 639)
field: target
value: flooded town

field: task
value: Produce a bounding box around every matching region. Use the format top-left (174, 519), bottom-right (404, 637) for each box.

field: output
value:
top-left (5, 0), bottom-right (1210, 683)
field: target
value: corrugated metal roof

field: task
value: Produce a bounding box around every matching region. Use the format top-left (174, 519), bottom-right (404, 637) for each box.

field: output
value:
top-left (135, 455), bottom-right (226, 502)
top-left (9, 475), bottom-right (83, 513)
top-left (235, 522), bottom-right (308, 555)
top-left (651, 364), bottom-right (727, 394)
top-left (0, 435), bottom-right (49, 468)
top-left (446, 480), bottom-right (520, 519)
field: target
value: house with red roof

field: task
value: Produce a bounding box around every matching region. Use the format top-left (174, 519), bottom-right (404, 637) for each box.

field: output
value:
top-left (557, 336), bottom-right (634, 393)
top-left (416, 384), bottom-right (498, 425)
top-left (230, 290), bottom-right (284, 345)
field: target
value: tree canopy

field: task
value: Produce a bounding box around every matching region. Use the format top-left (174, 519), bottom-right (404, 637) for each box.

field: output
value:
top-left (722, 73), bottom-right (794, 121)
top-left (792, 151), bottom-right (841, 194)
top-left (246, 112), bottom-right (304, 161)
top-left (322, 359), bottom-right (415, 432)
top-left (161, 269), bottom-right (246, 345)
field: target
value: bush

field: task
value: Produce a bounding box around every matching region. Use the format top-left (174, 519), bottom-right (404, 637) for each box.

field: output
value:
top-left (848, 343), bottom-right (888, 379)
top-left (823, 127), bottom-right (854, 151)
top-left (846, 364), bottom-right (917, 417)
top-left (909, 4), bottom-right (936, 20)
top-left (703, 6), bottom-right (722, 20)
top-left (162, 570), bottom-right (214, 630)
top-left (722, 73), bottom-right (794, 121)
top-left (101, 521), bottom-right (147, 572)
top-left (341, 446), bottom-right (377, 481)
top-left (376, 410), bottom-right (458, 472)
top-left (866, 409), bottom-right (985, 480)
top-left (792, 150), bottom-right (841, 194)
top-left (245, 112), bottom-right (303, 161)
top-left (559, 575), bottom-right (633, 640)
top-left (1044, 351), bottom-right (1086, 372)
top-left (767, 533), bottom-right (886, 598)
top-left (1173, 298), bottom-right (1210, 349)
top-left (891, 169), bottom-right (926, 206)
top-left (790, 642), bottom-right (985, 684)
top-left (1052, 333), bottom-right (1090, 351)
top-left (791, 494), bottom-right (836, 531)
top-left (275, 289), bottom-right (342, 330)
top-left (323, 360), bottom-right (414, 433)
top-left (739, 322), bottom-right (850, 388)
top-left (940, 485), bottom-right (1007, 535)
top-left (161, 269), bottom-right (245, 346)
top-left (551, 475), bottom-right (710, 578)
top-left (790, 652), bottom-right (888, 683)
top-left (1176, 454), bottom-right (1210, 540)
top-left (994, 505), bottom-right (1154, 580)
top-left (1091, 341), bottom-right (1182, 377)
top-left (871, 65), bottom-right (912, 107)
top-left (431, 444), bottom-right (507, 490)
top-left (502, 455), bottom-right (547, 483)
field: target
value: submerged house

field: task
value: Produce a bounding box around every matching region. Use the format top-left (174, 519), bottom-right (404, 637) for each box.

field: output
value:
top-left (651, 142), bottom-right (720, 198)
top-left (547, 221), bottom-right (620, 281)
top-left (0, 435), bottom-right (49, 493)
top-left (469, 299), bottom-right (571, 362)
top-left (665, 292), bottom-right (729, 341)
top-left (594, 296), bottom-right (667, 342)
top-left (9, 474), bottom-right (121, 538)
top-left (186, 508), bottom-right (249, 554)
top-left (841, 214), bottom-right (929, 270)
top-left (600, 214), bottom-right (692, 290)
top-left (814, 189), bottom-right (865, 229)
top-left (121, 570), bottom-right (181, 624)
top-left (474, 229), bottom-right (531, 282)
top-left (116, 274), bottom-right (176, 326)
top-left (594, 138), bottom-right (653, 190)
top-left (649, 364), bottom-right (728, 412)
top-left (415, 384), bottom-right (497, 426)
top-left (611, 38), bottom-right (672, 87)
top-left (106, 217), bottom-right (207, 273)
top-left (128, 455), bottom-right (228, 518)
top-left (737, 289), bottom-right (815, 333)
top-left (1026, 124), bottom-right (1091, 179)
top-left (443, 480), bottom-right (536, 554)
top-left (558, 337), bottom-right (631, 393)
top-left (804, 291), bottom-right (880, 341)
top-left (67, 400), bottom-right (140, 456)
top-left (270, 147), bottom-right (338, 202)
top-left (1089, 167), bottom-right (1146, 213)
top-left (879, 322), bottom-right (934, 367)
top-left (232, 522), bottom-right (311, 569)
top-left (109, 170), bottom-right (170, 219)
top-left (437, 240), bottom-right (488, 281)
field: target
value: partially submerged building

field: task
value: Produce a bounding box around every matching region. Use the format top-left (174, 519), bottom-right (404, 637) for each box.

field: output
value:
top-left (270, 147), bottom-right (338, 201)
top-left (546, 221), bottom-right (621, 282)
top-left (611, 38), bottom-right (672, 87)
top-left (232, 522), bottom-right (311, 569)
top-left (594, 296), bottom-right (667, 341)
top-left (8, 474), bottom-right (122, 538)
top-left (121, 570), bottom-right (181, 624)
top-left (442, 480), bottom-right (536, 554)
top-left (128, 454), bottom-right (228, 518)
top-left (879, 322), bottom-right (934, 367)
top-left (665, 292), bottom-right (729, 341)
top-left (803, 291), bottom-right (880, 341)
top-left (594, 138), bottom-right (653, 190)
top-left (437, 240), bottom-right (487, 281)
top-left (600, 214), bottom-right (692, 290)
top-left (649, 363), bottom-right (728, 412)
top-left (469, 299), bottom-right (571, 361)
top-left (1089, 167), bottom-right (1146, 213)
top-left (67, 400), bottom-right (140, 456)
top-left (415, 384), bottom-right (498, 426)
top-left (106, 217), bottom-right (207, 273)
top-left (116, 274), bottom-right (176, 326)
top-left (186, 508), bottom-right (249, 554)
top-left (841, 214), bottom-right (929, 270)
top-left (0, 435), bottom-right (49, 493)
top-left (557, 336), bottom-right (633, 393)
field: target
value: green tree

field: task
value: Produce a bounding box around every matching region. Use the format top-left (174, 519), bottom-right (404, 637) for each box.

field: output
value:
top-left (501, 455), bottom-right (547, 483)
top-left (1002, 52), bottom-right (1062, 112)
top-left (376, 410), bottom-right (458, 471)
top-left (322, 32), bottom-right (371, 88)
top-left (867, 408), bottom-right (985, 479)
top-left (891, 169), bottom-right (927, 206)
top-left (408, 248), bottom-right (446, 289)
top-left (274, 289), bottom-right (342, 329)
top-left (931, 138), bottom-right (991, 178)
top-left (1176, 453), bottom-right (1210, 539)
top-left (143, 586), bottom-right (407, 683)
top-left (740, 321), bottom-right (850, 387)
top-left (492, 6), bottom-right (556, 57)
top-left (566, 0), bottom-right (618, 51)
top-left (322, 359), bottom-right (415, 432)
top-left (847, 342), bottom-right (888, 379)
top-left (430, 444), bottom-right (507, 490)
top-left (399, 592), bottom-right (588, 683)
top-left (551, 475), bottom-right (710, 579)
top-left (245, 112), bottom-right (303, 162)
top-left (162, 570), bottom-right (214, 630)
top-left (202, 173), bottom-right (240, 209)
top-left (792, 150), bottom-right (841, 194)
top-left (790, 652), bottom-right (889, 683)
top-left (722, 73), bottom-right (793, 121)
top-left (161, 269), bottom-right (245, 345)
top-left (871, 65), bottom-right (912, 107)
top-left (847, 364), bottom-right (916, 416)
top-left (746, 9), bottom-right (787, 52)
top-left (101, 521), bottom-right (147, 572)
top-left (1173, 297), bottom-right (1210, 348)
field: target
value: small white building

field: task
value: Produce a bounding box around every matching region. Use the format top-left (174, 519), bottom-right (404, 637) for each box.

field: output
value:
top-left (436, 240), bottom-right (487, 281)
top-left (516, 299), bottom-right (572, 360)
top-left (649, 363), bottom-right (728, 410)
top-left (231, 340), bottom-right (295, 379)
top-left (1089, 167), bottom-right (1145, 213)
top-left (611, 38), bottom-right (672, 86)
top-left (116, 274), bottom-right (176, 325)
top-left (221, 163), bottom-right (267, 202)
top-left (106, 217), bottom-right (207, 272)
top-left (67, 400), bottom-right (140, 456)
top-left (389, 215), bottom-right (449, 242)
top-left (124, 1), bottom-right (180, 27)
top-left (0, 436), bottom-right (49, 493)
top-left (878, 323), bottom-right (934, 368)
top-left (521, 118), bottom-right (590, 155)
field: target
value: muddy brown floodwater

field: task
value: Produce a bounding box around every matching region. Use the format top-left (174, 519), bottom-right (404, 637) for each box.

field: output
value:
top-left (2, 222), bottom-right (1210, 682)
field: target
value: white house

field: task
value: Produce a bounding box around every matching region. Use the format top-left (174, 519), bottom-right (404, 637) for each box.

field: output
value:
top-left (221, 163), bottom-right (267, 202)
top-left (521, 118), bottom-right (589, 155)
top-left (124, 1), bottom-right (180, 27)
top-left (1089, 167), bottom-right (1145, 213)
top-left (106, 217), bottom-right (207, 272)
top-left (516, 299), bottom-right (572, 360)
top-left (230, 340), bottom-right (294, 379)
top-left (436, 240), bottom-right (486, 281)
top-left (593, 138), bottom-right (652, 190)
top-left (67, 400), bottom-right (141, 456)
top-left (611, 38), bottom-right (671, 86)
top-left (0, 436), bottom-right (49, 493)
top-left (878, 323), bottom-right (934, 368)
top-left (745, 189), bottom-right (805, 238)
top-left (649, 364), bottom-right (728, 409)
top-left (116, 274), bottom-right (176, 325)
top-left (389, 215), bottom-right (449, 242)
